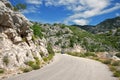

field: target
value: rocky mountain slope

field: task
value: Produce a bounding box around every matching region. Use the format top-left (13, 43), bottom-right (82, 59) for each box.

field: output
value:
top-left (0, 0), bottom-right (53, 78)
top-left (73, 16), bottom-right (120, 52)
top-left (32, 23), bottom-right (115, 52)
top-left (98, 28), bottom-right (120, 51)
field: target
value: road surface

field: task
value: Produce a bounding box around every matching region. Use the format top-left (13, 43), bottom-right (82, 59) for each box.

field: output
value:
top-left (4, 54), bottom-right (118, 80)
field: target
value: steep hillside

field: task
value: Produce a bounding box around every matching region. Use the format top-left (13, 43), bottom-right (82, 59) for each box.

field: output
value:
top-left (40, 24), bottom-right (86, 53)
top-left (0, 0), bottom-right (54, 78)
top-left (72, 17), bottom-right (120, 52)
top-left (32, 23), bottom-right (116, 52)
top-left (98, 28), bottom-right (120, 51)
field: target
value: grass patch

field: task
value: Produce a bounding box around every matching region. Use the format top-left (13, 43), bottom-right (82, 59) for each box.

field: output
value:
top-left (47, 43), bottom-right (55, 55)
top-left (34, 57), bottom-right (41, 65)
top-left (31, 64), bottom-right (40, 70)
top-left (43, 57), bottom-right (48, 62)
top-left (26, 60), bottom-right (40, 70)
top-left (111, 61), bottom-right (120, 66)
top-left (43, 54), bottom-right (54, 62)
top-left (84, 52), bottom-right (97, 57)
top-left (102, 59), bottom-right (112, 65)
top-left (48, 54), bottom-right (54, 61)
top-left (67, 52), bottom-right (97, 58)
top-left (0, 69), bottom-right (4, 74)
top-left (3, 56), bottom-right (9, 66)
top-left (21, 67), bottom-right (32, 73)
top-left (109, 66), bottom-right (116, 72)
top-left (113, 70), bottom-right (120, 77)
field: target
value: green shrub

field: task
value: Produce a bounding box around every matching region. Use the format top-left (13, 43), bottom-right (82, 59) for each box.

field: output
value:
top-left (69, 36), bottom-right (77, 47)
top-left (22, 67), bottom-right (32, 73)
top-left (26, 61), bottom-right (40, 70)
top-left (22, 38), bottom-right (26, 42)
top-left (55, 39), bottom-right (62, 45)
top-left (26, 61), bottom-right (35, 67)
top-left (67, 52), bottom-right (81, 57)
top-left (3, 56), bottom-right (9, 66)
top-left (79, 54), bottom-right (86, 57)
top-left (61, 45), bottom-right (67, 49)
top-left (32, 35), bottom-right (36, 42)
top-left (113, 70), bottom-right (120, 77)
top-left (102, 59), bottom-right (112, 65)
top-left (39, 52), bottom-right (44, 57)
top-left (31, 64), bottom-right (40, 70)
top-left (34, 57), bottom-right (40, 65)
top-left (110, 66), bottom-right (116, 72)
top-left (43, 54), bottom-right (54, 62)
top-left (84, 52), bottom-right (96, 57)
top-left (48, 54), bottom-right (54, 61)
top-left (43, 57), bottom-right (48, 62)
top-left (14, 3), bottom-right (26, 11)
top-left (111, 61), bottom-right (120, 66)
top-left (47, 43), bottom-right (55, 55)
top-left (0, 69), bottom-right (4, 74)
top-left (56, 31), bottom-right (63, 37)
top-left (31, 24), bottom-right (43, 39)
top-left (60, 24), bottom-right (66, 29)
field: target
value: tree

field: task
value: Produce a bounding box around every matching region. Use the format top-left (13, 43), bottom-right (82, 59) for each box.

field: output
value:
top-left (14, 3), bottom-right (26, 11)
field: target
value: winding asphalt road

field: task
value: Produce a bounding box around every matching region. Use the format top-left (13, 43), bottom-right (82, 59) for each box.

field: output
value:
top-left (4, 54), bottom-right (118, 80)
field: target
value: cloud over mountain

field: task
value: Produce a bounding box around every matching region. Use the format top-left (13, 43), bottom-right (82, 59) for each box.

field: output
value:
top-left (24, 0), bottom-right (120, 25)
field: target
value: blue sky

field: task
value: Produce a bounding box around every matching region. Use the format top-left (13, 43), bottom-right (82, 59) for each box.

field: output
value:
top-left (9, 0), bottom-right (120, 25)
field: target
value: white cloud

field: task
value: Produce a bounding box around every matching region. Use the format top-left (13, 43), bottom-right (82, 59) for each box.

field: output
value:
top-left (99, 3), bottom-right (120, 15)
top-left (73, 19), bottom-right (88, 25)
top-left (44, 0), bottom-right (120, 25)
top-left (26, 0), bottom-right (42, 5)
top-left (23, 0), bottom-right (120, 25)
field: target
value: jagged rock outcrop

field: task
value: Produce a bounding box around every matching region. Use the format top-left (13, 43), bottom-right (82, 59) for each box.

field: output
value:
top-left (0, 0), bottom-right (49, 77)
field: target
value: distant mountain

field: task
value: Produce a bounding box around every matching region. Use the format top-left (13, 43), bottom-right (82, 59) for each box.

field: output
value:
top-left (94, 16), bottom-right (120, 33)
top-left (71, 16), bottom-right (120, 51)
top-left (72, 25), bottom-right (95, 32)
top-left (74, 16), bottom-right (120, 34)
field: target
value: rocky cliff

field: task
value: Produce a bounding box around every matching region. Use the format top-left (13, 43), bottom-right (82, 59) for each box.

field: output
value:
top-left (0, 0), bottom-right (49, 78)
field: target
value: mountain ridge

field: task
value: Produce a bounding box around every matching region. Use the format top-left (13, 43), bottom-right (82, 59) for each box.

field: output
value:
top-left (73, 16), bottom-right (120, 34)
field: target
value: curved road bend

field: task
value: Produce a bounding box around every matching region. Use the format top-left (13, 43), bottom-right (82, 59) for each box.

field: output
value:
top-left (4, 54), bottom-right (118, 80)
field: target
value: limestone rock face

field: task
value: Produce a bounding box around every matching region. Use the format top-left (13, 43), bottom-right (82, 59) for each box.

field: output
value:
top-left (0, 0), bottom-right (48, 75)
